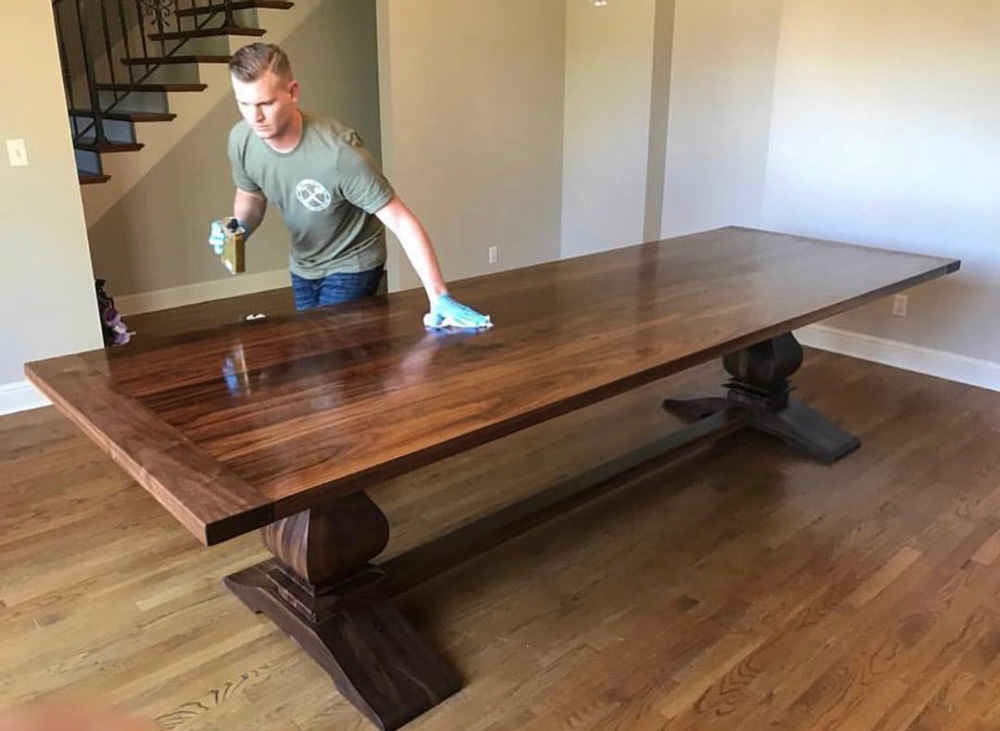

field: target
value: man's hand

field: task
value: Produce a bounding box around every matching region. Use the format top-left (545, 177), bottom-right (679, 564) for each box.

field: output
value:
top-left (208, 218), bottom-right (247, 256)
top-left (424, 293), bottom-right (492, 330)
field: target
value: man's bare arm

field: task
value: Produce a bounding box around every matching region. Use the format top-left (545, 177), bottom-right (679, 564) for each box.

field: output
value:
top-left (233, 188), bottom-right (267, 235)
top-left (376, 195), bottom-right (492, 328)
top-left (375, 195), bottom-right (447, 302)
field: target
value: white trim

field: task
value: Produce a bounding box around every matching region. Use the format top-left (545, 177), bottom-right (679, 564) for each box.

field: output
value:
top-left (116, 269), bottom-right (290, 316)
top-left (0, 380), bottom-right (50, 416)
top-left (795, 324), bottom-right (1000, 393)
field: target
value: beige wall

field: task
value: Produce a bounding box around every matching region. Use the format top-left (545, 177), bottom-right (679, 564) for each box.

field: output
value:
top-left (643, 0), bottom-right (677, 242)
top-left (85, 0), bottom-right (380, 296)
top-left (660, 0), bottom-right (783, 237)
top-left (561, 0), bottom-right (658, 258)
top-left (0, 2), bottom-right (102, 387)
top-left (377, 0), bottom-right (566, 292)
top-left (659, 0), bottom-right (998, 371)
top-left (762, 0), bottom-right (1000, 363)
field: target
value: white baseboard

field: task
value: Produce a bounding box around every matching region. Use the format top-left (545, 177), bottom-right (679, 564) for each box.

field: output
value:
top-left (0, 380), bottom-right (50, 416)
top-left (795, 324), bottom-right (1000, 393)
top-left (115, 268), bottom-right (291, 316)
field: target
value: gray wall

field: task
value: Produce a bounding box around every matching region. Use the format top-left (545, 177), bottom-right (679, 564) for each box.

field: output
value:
top-left (377, 0), bottom-right (567, 292)
top-left (86, 0), bottom-right (381, 296)
top-left (660, 0), bottom-right (783, 237)
top-left (643, 0), bottom-right (676, 243)
top-left (560, 0), bottom-right (658, 258)
top-left (660, 0), bottom-right (998, 369)
top-left (0, 1), bottom-right (103, 387)
top-left (761, 0), bottom-right (1000, 363)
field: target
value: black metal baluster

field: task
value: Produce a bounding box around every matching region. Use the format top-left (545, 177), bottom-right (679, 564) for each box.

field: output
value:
top-left (172, 0), bottom-right (181, 45)
top-left (156, 3), bottom-right (166, 58)
top-left (134, 0), bottom-right (150, 61)
top-left (100, 0), bottom-right (117, 93)
top-left (166, 0), bottom-right (181, 59)
top-left (54, 3), bottom-right (81, 140)
top-left (74, 0), bottom-right (106, 144)
top-left (224, 0), bottom-right (235, 27)
top-left (117, 0), bottom-right (136, 85)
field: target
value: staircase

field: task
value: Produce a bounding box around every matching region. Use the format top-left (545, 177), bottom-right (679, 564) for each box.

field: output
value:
top-left (52, 0), bottom-right (294, 185)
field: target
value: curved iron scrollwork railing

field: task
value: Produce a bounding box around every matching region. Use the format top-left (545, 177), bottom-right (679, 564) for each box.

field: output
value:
top-left (139, 0), bottom-right (176, 24)
top-left (51, 0), bottom-right (238, 146)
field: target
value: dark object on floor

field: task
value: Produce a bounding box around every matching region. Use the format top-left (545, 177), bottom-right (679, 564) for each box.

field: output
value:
top-left (96, 279), bottom-right (131, 347)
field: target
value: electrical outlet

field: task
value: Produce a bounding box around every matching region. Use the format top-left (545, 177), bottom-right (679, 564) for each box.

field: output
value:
top-left (7, 139), bottom-right (27, 167)
top-left (892, 294), bottom-right (908, 317)
top-left (488, 245), bottom-right (498, 265)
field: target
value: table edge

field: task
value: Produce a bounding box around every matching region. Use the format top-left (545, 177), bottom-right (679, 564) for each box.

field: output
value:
top-left (25, 357), bottom-right (274, 546)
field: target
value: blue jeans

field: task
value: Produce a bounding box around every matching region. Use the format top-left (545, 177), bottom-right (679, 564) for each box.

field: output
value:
top-left (290, 267), bottom-right (384, 311)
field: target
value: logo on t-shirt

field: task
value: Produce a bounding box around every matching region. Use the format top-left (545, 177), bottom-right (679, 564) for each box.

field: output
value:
top-left (295, 179), bottom-right (333, 212)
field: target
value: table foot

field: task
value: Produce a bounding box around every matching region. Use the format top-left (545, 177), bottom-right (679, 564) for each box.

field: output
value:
top-left (225, 493), bottom-right (461, 730)
top-left (663, 333), bottom-right (859, 463)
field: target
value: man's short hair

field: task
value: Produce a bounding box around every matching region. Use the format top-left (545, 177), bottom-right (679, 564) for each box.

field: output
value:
top-left (228, 43), bottom-right (293, 83)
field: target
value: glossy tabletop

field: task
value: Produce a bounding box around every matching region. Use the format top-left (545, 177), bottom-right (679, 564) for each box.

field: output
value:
top-left (25, 227), bottom-right (960, 544)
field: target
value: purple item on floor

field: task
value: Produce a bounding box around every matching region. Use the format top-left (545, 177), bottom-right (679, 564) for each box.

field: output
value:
top-left (96, 279), bottom-right (131, 347)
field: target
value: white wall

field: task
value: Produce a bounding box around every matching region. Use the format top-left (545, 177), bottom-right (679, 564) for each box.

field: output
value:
top-left (0, 1), bottom-right (103, 410)
top-left (377, 0), bottom-right (566, 292)
top-left (660, 0), bottom-right (783, 237)
top-left (762, 0), bottom-right (1000, 364)
top-left (561, 0), bottom-right (658, 258)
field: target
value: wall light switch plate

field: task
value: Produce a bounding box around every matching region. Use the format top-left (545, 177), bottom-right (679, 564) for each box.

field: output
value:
top-left (7, 139), bottom-right (28, 167)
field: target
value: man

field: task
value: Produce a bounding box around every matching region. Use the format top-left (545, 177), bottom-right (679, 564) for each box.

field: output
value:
top-left (209, 43), bottom-right (490, 329)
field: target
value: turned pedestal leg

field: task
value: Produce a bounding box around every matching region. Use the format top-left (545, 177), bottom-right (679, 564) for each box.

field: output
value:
top-left (223, 492), bottom-right (461, 731)
top-left (663, 332), bottom-right (860, 462)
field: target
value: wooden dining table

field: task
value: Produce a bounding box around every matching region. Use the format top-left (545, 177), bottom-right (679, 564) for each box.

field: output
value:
top-left (25, 226), bottom-right (960, 730)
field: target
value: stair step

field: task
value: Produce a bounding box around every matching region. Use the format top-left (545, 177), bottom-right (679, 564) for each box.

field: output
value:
top-left (121, 55), bottom-right (232, 66)
top-left (79, 172), bottom-right (111, 185)
top-left (70, 109), bottom-right (177, 123)
top-left (75, 141), bottom-right (145, 153)
top-left (147, 26), bottom-right (266, 41)
top-left (95, 82), bottom-right (208, 92)
top-left (177, 1), bottom-right (294, 17)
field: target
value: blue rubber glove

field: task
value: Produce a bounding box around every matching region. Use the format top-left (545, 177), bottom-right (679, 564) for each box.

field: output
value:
top-left (208, 218), bottom-right (247, 256)
top-left (423, 293), bottom-right (492, 330)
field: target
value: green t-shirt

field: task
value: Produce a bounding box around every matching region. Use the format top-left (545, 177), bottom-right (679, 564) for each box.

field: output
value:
top-left (228, 113), bottom-right (395, 278)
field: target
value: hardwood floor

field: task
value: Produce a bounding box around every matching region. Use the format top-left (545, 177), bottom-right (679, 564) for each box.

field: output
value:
top-left (2, 348), bottom-right (999, 730)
